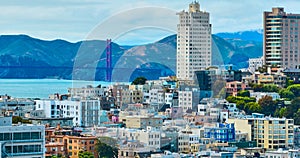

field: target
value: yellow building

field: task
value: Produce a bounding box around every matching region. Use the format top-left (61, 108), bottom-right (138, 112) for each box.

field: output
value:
top-left (125, 115), bottom-right (163, 129)
top-left (228, 114), bottom-right (294, 149)
top-left (258, 74), bottom-right (274, 84)
top-left (64, 135), bottom-right (97, 158)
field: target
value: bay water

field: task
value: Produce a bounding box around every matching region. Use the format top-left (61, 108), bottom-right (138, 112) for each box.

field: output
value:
top-left (0, 79), bottom-right (119, 99)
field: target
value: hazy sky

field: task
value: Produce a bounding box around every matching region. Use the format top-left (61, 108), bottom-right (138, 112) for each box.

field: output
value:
top-left (1, 0), bottom-right (300, 45)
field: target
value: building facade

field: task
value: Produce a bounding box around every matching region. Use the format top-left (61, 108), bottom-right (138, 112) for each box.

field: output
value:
top-left (204, 123), bottom-right (235, 143)
top-left (45, 126), bottom-right (97, 158)
top-left (178, 126), bottom-right (200, 154)
top-left (225, 81), bottom-right (248, 97)
top-left (35, 99), bottom-right (105, 127)
top-left (125, 115), bottom-right (163, 129)
top-left (264, 8), bottom-right (300, 68)
top-left (248, 57), bottom-right (264, 73)
top-left (228, 114), bottom-right (294, 149)
top-left (176, 1), bottom-right (212, 80)
top-left (0, 117), bottom-right (45, 158)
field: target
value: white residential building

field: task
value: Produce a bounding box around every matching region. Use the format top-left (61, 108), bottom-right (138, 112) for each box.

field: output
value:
top-left (178, 91), bottom-right (193, 112)
top-left (149, 89), bottom-right (165, 105)
top-left (248, 57), bottom-right (263, 73)
top-left (118, 127), bottom-right (161, 150)
top-left (68, 85), bottom-right (106, 98)
top-left (197, 102), bottom-right (208, 116)
top-left (176, 1), bottom-right (212, 80)
top-left (164, 92), bottom-right (174, 106)
top-left (178, 87), bottom-right (200, 112)
top-left (250, 92), bottom-right (280, 101)
top-left (138, 127), bottom-right (161, 150)
top-left (35, 99), bottom-right (105, 127)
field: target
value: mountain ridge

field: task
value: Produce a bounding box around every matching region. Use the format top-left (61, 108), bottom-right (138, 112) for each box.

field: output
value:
top-left (0, 30), bottom-right (263, 81)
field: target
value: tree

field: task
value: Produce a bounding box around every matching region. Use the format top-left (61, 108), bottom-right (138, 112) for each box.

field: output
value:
top-left (251, 84), bottom-right (280, 93)
top-left (98, 137), bottom-right (118, 148)
top-left (252, 84), bottom-right (263, 92)
top-left (78, 151), bottom-right (94, 158)
top-left (279, 89), bottom-right (295, 100)
top-left (12, 116), bottom-right (22, 124)
top-left (287, 84), bottom-right (300, 97)
top-left (51, 154), bottom-right (63, 158)
top-left (226, 96), bottom-right (236, 103)
top-left (294, 109), bottom-right (300, 125)
top-left (12, 116), bottom-right (31, 124)
top-left (131, 76), bottom-right (147, 85)
top-left (237, 90), bottom-right (250, 97)
top-left (286, 97), bottom-right (300, 120)
top-left (226, 96), bottom-right (256, 104)
top-left (275, 107), bottom-right (287, 118)
top-left (245, 102), bottom-right (262, 114)
top-left (258, 95), bottom-right (276, 116)
top-left (286, 78), bottom-right (294, 87)
top-left (261, 84), bottom-right (280, 93)
top-left (96, 139), bottom-right (118, 158)
top-left (236, 100), bottom-right (246, 111)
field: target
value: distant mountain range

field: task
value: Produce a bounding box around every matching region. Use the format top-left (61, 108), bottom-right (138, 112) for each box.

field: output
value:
top-left (215, 29), bottom-right (263, 42)
top-left (0, 30), bottom-right (263, 81)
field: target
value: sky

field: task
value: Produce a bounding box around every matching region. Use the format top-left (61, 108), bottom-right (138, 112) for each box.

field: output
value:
top-left (1, 0), bottom-right (300, 45)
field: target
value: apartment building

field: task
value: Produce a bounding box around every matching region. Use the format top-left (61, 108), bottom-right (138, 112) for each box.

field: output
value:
top-left (0, 117), bottom-right (45, 158)
top-left (225, 81), bottom-right (249, 97)
top-left (264, 7), bottom-right (300, 68)
top-left (35, 99), bottom-right (105, 127)
top-left (125, 115), bottom-right (163, 129)
top-left (118, 141), bottom-right (150, 158)
top-left (204, 123), bottom-right (235, 143)
top-left (250, 92), bottom-right (280, 102)
top-left (248, 57), bottom-right (264, 73)
top-left (45, 126), bottom-right (97, 158)
top-left (178, 86), bottom-right (200, 112)
top-left (176, 1), bottom-right (212, 80)
top-left (228, 113), bottom-right (294, 149)
top-left (149, 88), bottom-right (165, 105)
top-left (68, 85), bottom-right (105, 98)
top-left (118, 126), bottom-right (161, 150)
top-left (178, 126), bottom-right (200, 154)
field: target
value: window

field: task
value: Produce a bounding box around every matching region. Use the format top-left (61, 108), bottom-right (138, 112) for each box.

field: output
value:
top-left (31, 132), bottom-right (41, 139)
top-left (13, 133), bottom-right (22, 140)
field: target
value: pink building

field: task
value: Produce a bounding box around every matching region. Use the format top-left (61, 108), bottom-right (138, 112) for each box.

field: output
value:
top-left (225, 81), bottom-right (248, 96)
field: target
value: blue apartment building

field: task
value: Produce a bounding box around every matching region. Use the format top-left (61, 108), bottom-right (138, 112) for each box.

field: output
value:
top-left (204, 123), bottom-right (235, 143)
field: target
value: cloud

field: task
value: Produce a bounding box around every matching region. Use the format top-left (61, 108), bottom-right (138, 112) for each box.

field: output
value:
top-left (0, 0), bottom-right (300, 44)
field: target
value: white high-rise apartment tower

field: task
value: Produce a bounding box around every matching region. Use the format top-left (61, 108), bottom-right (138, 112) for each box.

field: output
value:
top-left (176, 1), bottom-right (212, 81)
